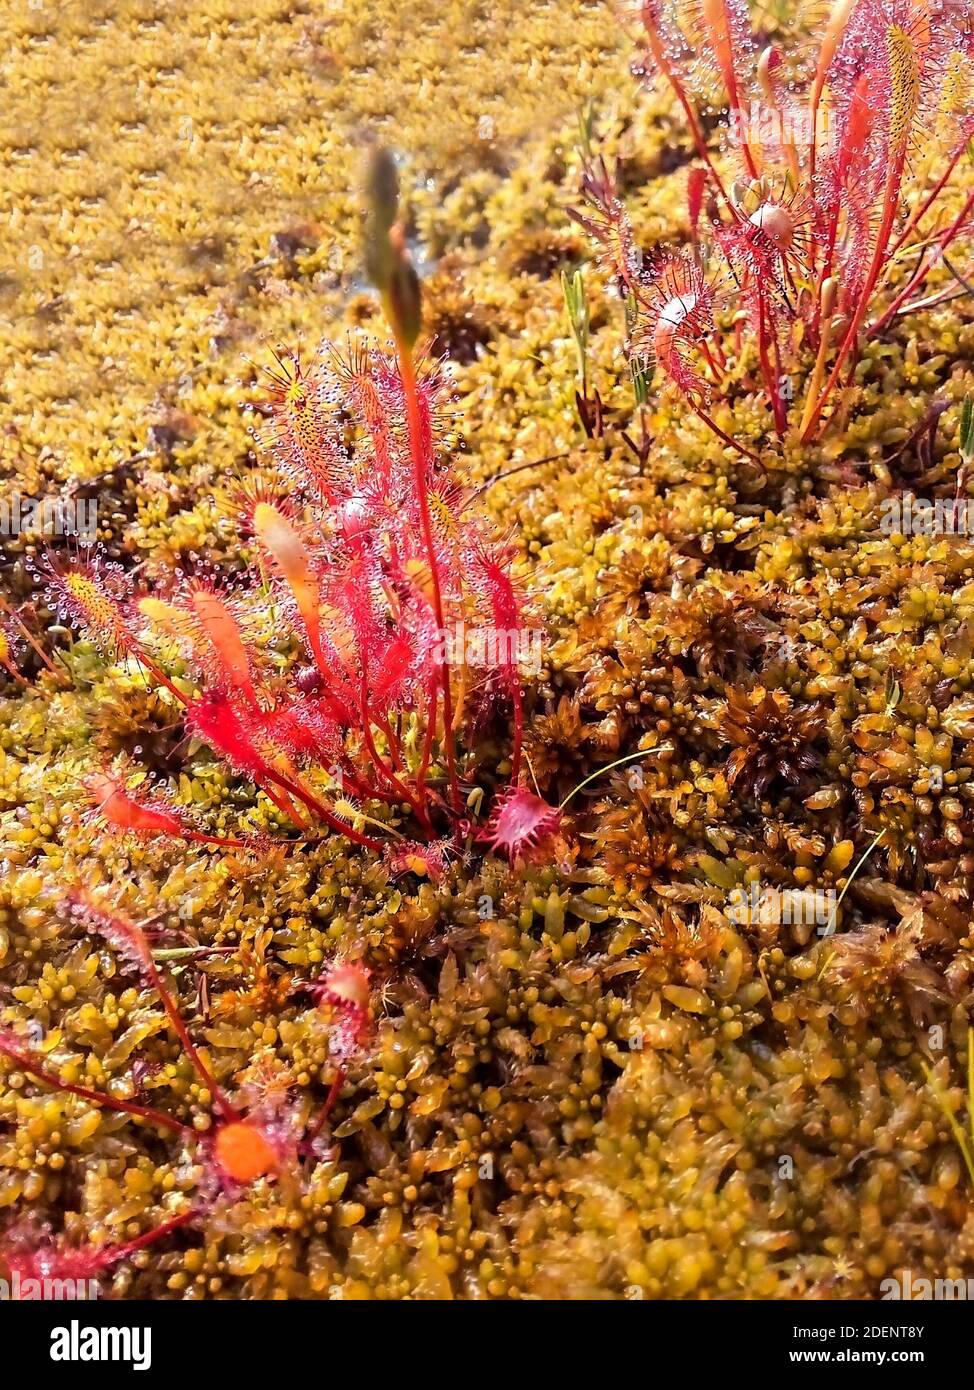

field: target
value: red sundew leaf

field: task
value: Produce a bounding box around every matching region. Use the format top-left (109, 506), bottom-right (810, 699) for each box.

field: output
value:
top-left (64, 889), bottom-right (155, 973)
top-left (179, 580), bottom-right (261, 705)
top-left (826, 0), bottom-right (951, 155)
top-left (633, 248), bottom-right (716, 403)
top-left (137, 581), bottom-right (262, 707)
top-left (368, 630), bottom-right (422, 705)
top-left (36, 552), bottom-right (138, 661)
top-left (0, 615), bottom-right (27, 686)
top-left (463, 540), bottom-right (529, 693)
top-left (384, 838), bottom-right (450, 881)
top-left (678, 0), bottom-right (756, 115)
top-left (331, 339), bottom-right (400, 487)
top-left (365, 581), bottom-right (440, 708)
top-left (687, 165), bottom-right (708, 237)
top-left (257, 343), bottom-right (344, 504)
top-left (84, 770), bottom-right (186, 839)
top-left (845, 187), bottom-right (879, 304)
top-left (715, 193), bottom-right (810, 315)
top-left (251, 499), bottom-right (331, 670)
top-left (465, 539), bottom-right (522, 629)
top-left (318, 962), bottom-right (371, 1009)
top-left (569, 156), bottom-right (644, 289)
top-left (305, 962), bottom-right (374, 1062)
top-left (185, 689), bottom-right (273, 783)
top-left (257, 696), bottom-right (342, 766)
top-left (322, 555), bottom-right (389, 680)
top-left (84, 769), bottom-right (266, 854)
top-left (833, 68), bottom-right (881, 191)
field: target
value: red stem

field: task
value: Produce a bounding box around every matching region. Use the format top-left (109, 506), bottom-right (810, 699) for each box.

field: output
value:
top-left (83, 1208), bottom-right (200, 1274)
top-left (142, 960), bottom-right (238, 1123)
top-left (396, 346), bottom-right (462, 814)
top-left (889, 140), bottom-right (968, 259)
top-left (0, 1037), bottom-right (193, 1137)
top-left (374, 712), bottom-right (406, 772)
top-left (665, 72), bottom-right (733, 209)
top-left (0, 656), bottom-right (29, 688)
top-left (803, 145), bottom-right (911, 438)
top-left (511, 681), bottom-right (523, 783)
top-left (756, 291), bottom-right (784, 434)
top-left (701, 341), bottom-right (725, 384)
top-left (183, 830), bottom-right (253, 849)
top-left (305, 1064), bottom-right (346, 1144)
top-left (692, 402), bottom-right (762, 464)
top-left (769, 312), bottom-right (788, 437)
top-left (870, 189), bottom-right (974, 336)
top-left (358, 677), bottom-right (432, 829)
top-left (416, 674), bottom-right (438, 792)
top-left (262, 764), bottom-right (385, 850)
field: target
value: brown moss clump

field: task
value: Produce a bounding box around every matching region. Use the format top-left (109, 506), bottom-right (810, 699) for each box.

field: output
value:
top-left (423, 264), bottom-right (494, 365)
top-left (721, 686), bottom-right (827, 801)
top-left (502, 228), bottom-right (585, 280)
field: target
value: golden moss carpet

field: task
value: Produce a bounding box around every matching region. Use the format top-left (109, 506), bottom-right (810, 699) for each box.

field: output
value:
top-left (2, 0), bottom-right (974, 1299)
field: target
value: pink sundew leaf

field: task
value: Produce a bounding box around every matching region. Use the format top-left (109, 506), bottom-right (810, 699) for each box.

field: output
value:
top-left (480, 786), bottom-right (562, 864)
top-left (65, 888), bottom-right (155, 973)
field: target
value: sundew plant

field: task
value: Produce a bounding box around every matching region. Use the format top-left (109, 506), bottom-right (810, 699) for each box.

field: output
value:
top-left (573, 0), bottom-right (974, 458)
top-left (37, 152), bottom-right (553, 876)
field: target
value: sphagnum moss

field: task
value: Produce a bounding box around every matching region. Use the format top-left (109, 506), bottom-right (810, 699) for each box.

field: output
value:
top-left (2, 0), bottom-right (974, 1300)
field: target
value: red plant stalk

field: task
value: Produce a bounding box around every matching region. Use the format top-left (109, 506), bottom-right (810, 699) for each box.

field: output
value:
top-left (83, 1210), bottom-right (200, 1272)
top-left (807, 0), bottom-right (860, 256)
top-left (82, 1210), bottom-right (200, 1274)
top-left (756, 291), bottom-right (787, 435)
top-left (692, 402), bottom-right (762, 463)
top-left (359, 674), bottom-right (433, 828)
top-left (801, 24), bottom-right (924, 439)
top-left (699, 0), bottom-right (759, 179)
top-left (64, 893), bottom-right (239, 1123)
top-left (888, 136), bottom-right (972, 259)
top-left (639, 1), bottom-right (733, 206)
top-left (305, 1065), bottom-right (346, 1144)
top-left (758, 48), bottom-right (801, 187)
top-left (510, 681), bottom-right (524, 784)
top-left (870, 186), bottom-right (974, 334)
top-left (394, 332), bottom-right (462, 816)
top-left (0, 1031), bottom-right (194, 1137)
top-left (813, 67), bottom-right (875, 336)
